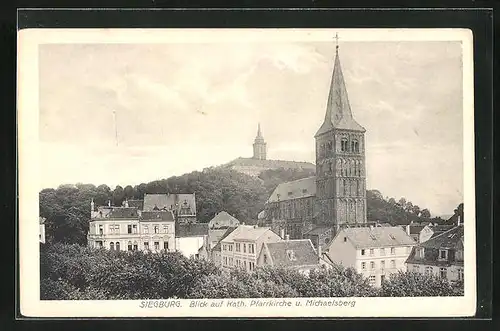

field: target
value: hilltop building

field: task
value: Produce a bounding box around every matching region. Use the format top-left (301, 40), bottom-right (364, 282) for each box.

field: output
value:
top-left (262, 39), bottom-right (368, 240)
top-left (325, 226), bottom-right (416, 287)
top-left (221, 124), bottom-right (316, 177)
top-left (406, 225), bottom-right (464, 281)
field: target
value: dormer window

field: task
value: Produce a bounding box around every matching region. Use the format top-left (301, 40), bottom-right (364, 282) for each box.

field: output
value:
top-left (286, 250), bottom-right (296, 261)
top-left (416, 247), bottom-right (425, 259)
top-left (439, 249), bottom-right (448, 260)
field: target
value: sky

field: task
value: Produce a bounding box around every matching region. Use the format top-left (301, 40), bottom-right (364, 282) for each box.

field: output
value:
top-left (38, 39), bottom-right (464, 216)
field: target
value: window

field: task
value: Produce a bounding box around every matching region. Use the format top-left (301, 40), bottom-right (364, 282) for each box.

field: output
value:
top-left (370, 261), bottom-right (375, 270)
top-left (143, 226), bottom-right (149, 234)
top-left (380, 275), bottom-right (385, 283)
top-left (249, 261), bottom-right (255, 271)
top-left (458, 268), bottom-right (464, 281)
top-left (223, 257), bottom-right (227, 265)
top-left (390, 247), bottom-right (396, 255)
top-left (417, 247), bottom-right (425, 258)
top-left (99, 225), bottom-right (103, 235)
top-left (361, 249), bottom-right (366, 256)
top-left (380, 248), bottom-right (386, 256)
top-left (133, 243), bottom-right (138, 251)
top-left (439, 249), bottom-right (448, 260)
top-left (341, 138), bottom-right (349, 152)
top-left (263, 254), bottom-right (267, 264)
top-left (343, 237), bottom-right (347, 242)
top-left (96, 241), bottom-right (103, 248)
top-left (425, 266), bottom-right (433, 275)
top-left (390, 260), bottom-right (396, 269)
top-left (110, 242), bottom-right (114, 250)
top-left (381, 260), bottom-right (385, 270)
top-left (116, 242), bottom-right (120, 251)
top-left (286, 250), bottom-right (296, 261)
top-left (144, 242), bottom-right (149, 250)
top-left (154, 225), bottom-right (159, 234)
top-left (361, 262), bottom-right (366, 270)
top-left (132, 224), bottom-right (138, 234)
top-left (440, 267), bottom-right (447, 279)
top-left (369, 249), bottom-right (374, 256)
top-left (229, 257), bottom-right (233, 266)
top-left (369, 275), bottom-right (376, 286)
top-left (228, 245), bottom-right (233, 252)
top-left (249, 244), bottom-right (255, 254)
top-left (236, 243), bottom-right (241, 252)
top-left (154, 242), bottom-right (159, 250)
top-left (413, 265), bottom-right (420, 273)
top-left (127, 225), bottom-right (132, 234)
top-left (163, 225), bottom-right (169, 233)
top-left (243, 244), bottom-right (246, 253)
top-left (128, 241), bottom-right (132, 251)
top-left (244, 261), bottom-right (247, 270)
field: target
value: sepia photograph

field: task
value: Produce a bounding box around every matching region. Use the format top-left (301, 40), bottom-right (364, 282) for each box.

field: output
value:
top-left (18, 28), bottom-right (476, 317)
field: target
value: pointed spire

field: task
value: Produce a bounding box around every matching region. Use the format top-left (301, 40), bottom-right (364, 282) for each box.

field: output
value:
top-left (315, 35), bottom-right (365, 137)
top-left (254, 123), bottom-right (264, 142)
top-left (257, 122), bottom-right (263, 138)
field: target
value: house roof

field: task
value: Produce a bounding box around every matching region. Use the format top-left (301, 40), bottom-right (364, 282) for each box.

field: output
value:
top-left (263, 239), bottom-right (319, 268)
top-left (223, 225), bottom-right (277, 242)
top-left (267, 176), bottom-right (317, 203)
top-left (106, 207), bottom-right (139, 219)
top-left (208, 211), bottom-right (240, 228)
top-left (337, 226), bottom-right (416, 249)
top-left (143, 193), bottom-right (196, 214)
top-left (211, 226), bottom-right (238, 252)
top-left (141, 211), bottom-right (175, 222)
top-left (304, 225), bottom-right (333, 236)
top-left (208, 229), bottom-right (228, 245)
top-left (407, 225), bottom-right (426, 235)
top-left (127, 199), bottom-right (144, 210)
top-left (175, 223), bottom-right (208, 238)
top-left (225, 157), bottom-right (316, 170)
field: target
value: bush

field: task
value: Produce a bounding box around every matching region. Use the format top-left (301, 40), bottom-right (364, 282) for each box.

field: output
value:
top-left (381, 271), bottom-right (464, 297)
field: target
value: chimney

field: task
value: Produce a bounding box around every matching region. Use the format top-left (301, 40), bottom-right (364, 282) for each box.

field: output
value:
top-left (280, 228), bottom-right (285, 239)
top-left (406, 224), bottom-right (410, 236)
top-left (369, 225), bottom-right (374, 231)
top-left (285, 234), bottom-right (290, 241)
top-left (318, 244), bottom-right (322, 257)
top-left (108, 200), bottom-right (111, 207)
top-left (124, 199), bottom-right (129, 208)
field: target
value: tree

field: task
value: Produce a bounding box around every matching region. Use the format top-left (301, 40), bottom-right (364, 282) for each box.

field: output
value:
top-left (112, 185), bottom-right (125, 206)
top-left (421, 209), bottom-right (431, 220)
top-left (381, 271), bottom-right (463, 297)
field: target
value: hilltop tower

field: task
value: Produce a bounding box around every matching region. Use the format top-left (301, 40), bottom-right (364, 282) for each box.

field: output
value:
top-left (252, 123), bottom-right (267, 160)
top-left (314, 37), bottom-right (367, 231)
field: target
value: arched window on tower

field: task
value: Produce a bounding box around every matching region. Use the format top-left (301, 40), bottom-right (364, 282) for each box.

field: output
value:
top-left (352, 139), bottom-right (359, 153)
top-left (341, 138), bottom-right (348, 152)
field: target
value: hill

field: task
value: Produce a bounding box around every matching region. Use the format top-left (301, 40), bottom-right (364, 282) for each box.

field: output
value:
top-left (39, 167), bottom-right (457, 246)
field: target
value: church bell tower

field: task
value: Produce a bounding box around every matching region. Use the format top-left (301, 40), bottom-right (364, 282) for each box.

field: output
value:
top-left (315, 35), bottom-right (367, 230)
top-left (253, 123), bottom-right (267, 160)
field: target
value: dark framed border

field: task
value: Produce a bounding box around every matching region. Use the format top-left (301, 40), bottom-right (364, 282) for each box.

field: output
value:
top-left (7, 6), bottom-right (494, 327)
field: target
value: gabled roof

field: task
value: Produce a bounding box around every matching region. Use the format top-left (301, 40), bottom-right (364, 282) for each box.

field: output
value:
top-left (407, 225), bottom-right (426, 235)
top-left (141, 211), bottom-right (175, 222)
top-left (211, 226), bottom-right (238, 252)
top-left (143, 194), bottom-right (170, 211)
top-left (267, 176), bottom-right (316, 203)
top-left (419, 226), bottom-right (464, 250)
top-left (127, 199), bottom-right (144, 210)
top-left (208, 211), bottom-right (240, 229)
top-left (222, 225), bottom-right (278, 242)
top-left (175, 223), bottom-right (208, 238)
top-left (262, 239), bottom-right (319, 268)
top-left (315, 48), bottom-right (365, 136)
top-left (143, 193), bottom-right (196, 214)
top-left (336, 226), bottom-right (416, 249)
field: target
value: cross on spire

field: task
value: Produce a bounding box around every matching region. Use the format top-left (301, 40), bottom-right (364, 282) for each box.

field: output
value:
top-left (335, 32), bottom-right (339, 51)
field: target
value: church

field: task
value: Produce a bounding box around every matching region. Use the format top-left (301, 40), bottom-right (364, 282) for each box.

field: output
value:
top-left (261, 40), bottom-right (369, 249)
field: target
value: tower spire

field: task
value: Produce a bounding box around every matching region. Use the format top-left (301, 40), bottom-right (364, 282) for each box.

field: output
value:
top-left (253, 122), bottom-right (267, 160)
top-left (315, 35), bottom-right (365, 137)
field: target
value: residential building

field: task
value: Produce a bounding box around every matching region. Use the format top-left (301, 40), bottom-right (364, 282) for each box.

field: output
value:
top-left (143, 193), bottom-right (196, 224)
top-left (325, 226), bottom-right (416, 287)
top-left (87, 200), bottom-right (176, 252)
top-left (406, 225), bottom-right (464, 282)
top-left (208, 211), bottom-right (241, 229)
top-left (39, 216), bottom-right (46, 244)
top-left (220, 225), bottom-right (281, 272)
top-left (303, 225), bottom-right (335, 251)
top-left (175, 223), bottom-right (209, 259)
top-left (257, 238), bottom-right (321, 275)
top-left (211, 226), bottom-right (238, 267)
top-left (261, 40), bottom-right (368, 240)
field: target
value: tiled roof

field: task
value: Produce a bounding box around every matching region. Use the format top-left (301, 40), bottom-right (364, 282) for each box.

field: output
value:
top-left (141, 211), bottom-right (175, 222)
top-left (338, 226), bottom-right (416, 249)
top-left (431, 225), bottom-right (455, 233)
top-left (224, 225), bottom-right (277, 242)
top-left (267, 176), bottom-right (316, 203)
top-left (127, 199), bottom-right (144, 210)
top-left (175, 223), bottom-right (208, 238)
top-left (315, 50), bottom-right (365, 136)
top-left (208, 229), bottom-right (228, 245)
top-left (208, 211), bottom-right (240, 229)
top-left (407, 225), bottom-right (425, 235)
top-left (304, 225), bottom-right (333, 236)
top-left (211, 227), bottom-right (238, 252)
top-left (406, 226), bottom-right (464, 266)
top-left (264, 239), bottom-right (319, 268)
top-left (225, 157), bottom-right (316, 170)
top-left (107, 207), bottom-right (139, 219)
top-left (143, 193), bottom-right (196, 215)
